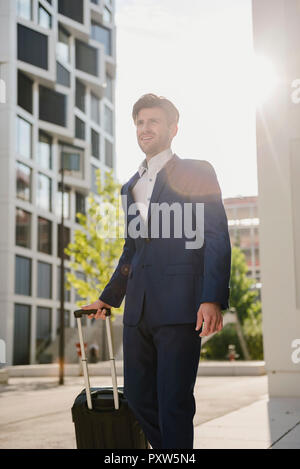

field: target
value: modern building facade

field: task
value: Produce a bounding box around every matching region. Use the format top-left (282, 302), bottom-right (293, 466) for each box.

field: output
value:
top-left (252, 0), bottom-right (300, 397)
top-left (224, 196), bottom-right (261, 289)
top-left (0, 0), bottom-right (116, 366)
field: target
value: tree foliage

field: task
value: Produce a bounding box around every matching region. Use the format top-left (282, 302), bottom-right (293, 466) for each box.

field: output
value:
top-left (65, 169), bottom-right (125, 315)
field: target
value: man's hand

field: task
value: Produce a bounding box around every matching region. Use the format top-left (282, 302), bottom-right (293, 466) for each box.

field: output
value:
top-left (81, 299), bottom-right (112, 320)
top-left (195, 302), bottom-right (223, 337)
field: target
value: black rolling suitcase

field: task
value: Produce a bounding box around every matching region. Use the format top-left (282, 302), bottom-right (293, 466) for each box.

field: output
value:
top-left (71, 308), bottom-right (148, 449)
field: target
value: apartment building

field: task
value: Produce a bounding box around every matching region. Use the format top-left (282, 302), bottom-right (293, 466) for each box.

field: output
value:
top-left (0, 0), bottom-right (116, 365)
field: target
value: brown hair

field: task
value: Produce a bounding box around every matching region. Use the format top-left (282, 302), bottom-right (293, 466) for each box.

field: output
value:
top-left (132, 93), bottom-right (179, 126)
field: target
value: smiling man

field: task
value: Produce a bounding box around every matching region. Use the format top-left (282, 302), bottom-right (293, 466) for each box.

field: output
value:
top-left (83, 93), bottom-right (231, 449)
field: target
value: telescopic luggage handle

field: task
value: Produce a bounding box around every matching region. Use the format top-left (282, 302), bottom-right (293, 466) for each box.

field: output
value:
top-left (74, 307), bottom-right (119, 411)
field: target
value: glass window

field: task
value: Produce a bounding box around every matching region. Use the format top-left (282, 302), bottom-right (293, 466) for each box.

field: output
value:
top-left (60, 143), bottom-right (84, 179)
top-left (16, 116), bottom-right (32, 159)
top-left (36, 307), bottom-right (52, 363)
top-left (58, 0), bottom-right (84, 24)
top-left (75, 39), bottom-right (98, 77)
top-left (37, 173), bottom-right (52, 212)
top-left (38, 217), bottom-right (52, 254)
top-left (91, 129), bottom-right (100, 159)
top-left (13, 304), bottom-right (31, 365)
top-left (17, 0), bottom-right (32, 21)
top-left (38, 131), bottom-right (52, 170)
top-left (37, 261), bottom-right (52, 299)
top-left (57, 25), bottom-right (70, 64)
top-left (57, 224), bottom-right (70, 260)
top-left (105, 73), bottom-right (113, 102)
top-left (15, 255), bottom-right (31, 296)
top-left (18, 71), bottom-right (33, 114)
top-left (105, 139), bottom-right (113, 168)
top-left (16, 208), bottom-right (31, 249)
top-left (56, 62), bottom-right (70, 87)
top-left (39, 85), bottom-right (67, 127)
top-left (75, 79), bottom-right (86, 112)
top-left (90, 0), bottom-right (98, 4)
top-left (38, 4), bottom-right (52, 29)
top-left (56, 309), bottom-right (70, 332)
top-left (91, 22), bottom-right (112, 56)
top-left (18, 24), bottom-right (48, 70)
top-left (104, 105), bottom-right (113, 134)
top-left (75, 116), bottom-right (85, 140)
top-left (103, 6), bottom-right (112, 24)
top-left (91, 165), bottom-right (98, 194)
top-left (57, 267), bottom-right (71, 302)
top-left (91, 93), bottom-right (100, 124)
top-left (56, 185), bottom-right (70, 219)
top-left (75, 192), bottom-right (86, 223)
top-left (16, 162), bottom-right (31, 202)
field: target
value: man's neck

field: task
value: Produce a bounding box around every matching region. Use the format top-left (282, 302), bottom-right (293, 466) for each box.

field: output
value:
top-left (146, 147), bottom-right (171, 163)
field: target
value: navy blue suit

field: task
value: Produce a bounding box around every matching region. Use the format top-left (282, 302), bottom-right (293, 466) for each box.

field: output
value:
top-left (100, 154), bottom-right (231, 448)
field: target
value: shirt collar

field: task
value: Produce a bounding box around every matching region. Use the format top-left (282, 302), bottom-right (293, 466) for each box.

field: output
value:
top-left (138, 148), bottom-right (173, 177)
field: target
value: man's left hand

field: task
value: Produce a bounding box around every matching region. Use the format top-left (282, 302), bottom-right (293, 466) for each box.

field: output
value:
top-left (195, 302), bottom-right (223, 337)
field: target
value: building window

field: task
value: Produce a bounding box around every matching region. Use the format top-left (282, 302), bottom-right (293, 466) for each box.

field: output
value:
top-left (57, 267), bottom-right (71, 302)
top-left (57, 25), bottom-right (70, 64)
top-left (90, 0), bottom-right (98, 4)
top-left (18, 71), bottom-right (33, 114)
top-left (56, 185), bottom-right (70, 219)
top-left (13, 304), bottom-right (31, 365)
top-left (16, 162), bottom-right (32, 202)
top-left (37, 261), bottom-right (52, 299)
top-left (75, 79), bottom-right (86, 112)
top-left (38, 131), bottom-right (52, 170)
top-left (91, 129), bottom-right (100, 159)
top-left (56, 309), bottom-right (70, 332)
top-left (15, 255), bottom-right (31, 296)
top-left (91, 93), bottom-right (100, 124)
top-left (18, 24), bottom-right (48, 70)
top-left (38, 4), bottom-right (52, 29)
top-left (57, 224), bottom-right (70, 259)
top-left (75, 192), bottom-right (86, 223)
top-left (37, 173), bottom-right (52, 212)
top-left (104, 105), bottom-right (113, 135)
top-left (105, 73), bottom-right (113, 102)
top-left (56, 62), bottom-right (70, 87)
top-left (39, 85), bottom-right (67, 127)
top-left (60, 144), bottom-right (83, 178)
top-left (75, 116), bottom-right (85, 140)
top-left (16, 208), bottom-right (31, 249)
top-left (103, 6), bottom-right (112, 24)
top-left (91, 22), bottom-right (112, 56)
top-left (38, 217), bottom-right (52, 254)
top-left (36, 307), bottom-right (52, 363)
top-left (16, 116), bottom-right (32, 159)
top-left (58, 0), bottom-right (84, 24)
top-left (17, 0), bottom-right (32, 21)
top-left (105, 139), bottom-right (113, 168)
top-left (91, 165), bottom-right (98, 193)
top-left (75, 39), bottom-right (98, 77)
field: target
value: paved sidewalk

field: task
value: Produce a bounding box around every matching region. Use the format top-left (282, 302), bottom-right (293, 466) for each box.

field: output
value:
top-left (0, 375), bottom-right (268, 449)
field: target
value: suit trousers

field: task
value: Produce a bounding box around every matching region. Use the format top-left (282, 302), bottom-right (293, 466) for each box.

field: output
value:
top-left (123, 293), bottom-right (202, 449)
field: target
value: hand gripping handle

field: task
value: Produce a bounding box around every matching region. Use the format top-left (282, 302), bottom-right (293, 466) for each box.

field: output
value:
top-left (73, 307), bottom-right (119, 411)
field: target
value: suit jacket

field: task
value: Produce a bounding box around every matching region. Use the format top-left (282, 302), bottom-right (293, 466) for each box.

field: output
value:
top-left (99, 154), bottom-right (231, 326)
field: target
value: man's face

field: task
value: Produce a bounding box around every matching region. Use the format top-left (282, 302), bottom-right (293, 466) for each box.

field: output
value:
top-left (135, 107), bottom-right (177, 158)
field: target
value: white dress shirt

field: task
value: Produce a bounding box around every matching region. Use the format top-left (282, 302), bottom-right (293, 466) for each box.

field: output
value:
top-left (132, 148), bottom-right (174, 222)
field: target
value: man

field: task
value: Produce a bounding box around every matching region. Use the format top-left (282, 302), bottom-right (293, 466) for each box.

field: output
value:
top-left (82, 94), bottom-right (231, 449)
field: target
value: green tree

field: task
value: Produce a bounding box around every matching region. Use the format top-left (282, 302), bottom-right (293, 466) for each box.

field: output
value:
top-left (202, 246), bottom-right (263, 360)
top-left (65, 169), bottom-right (125, 315)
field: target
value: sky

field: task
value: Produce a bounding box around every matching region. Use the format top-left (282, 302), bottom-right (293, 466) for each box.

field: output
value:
top-left (114, 0), bottom-right (258, 199)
